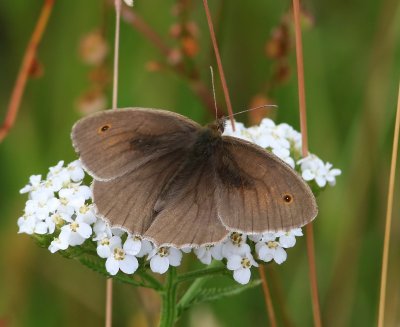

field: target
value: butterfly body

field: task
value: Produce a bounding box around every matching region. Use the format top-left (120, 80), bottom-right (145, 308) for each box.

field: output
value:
top-left (72, 108), bottom-right (317, 248)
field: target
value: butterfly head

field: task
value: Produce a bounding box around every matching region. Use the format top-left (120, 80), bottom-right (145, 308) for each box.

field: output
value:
top-left (207, 118), bottom-right (226, 135)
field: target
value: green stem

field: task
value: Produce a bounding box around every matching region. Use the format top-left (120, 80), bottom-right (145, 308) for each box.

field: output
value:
top-left (159, 267), bottom-right (178, 327)
top-left (177, 276), bottom-right (208, 317)
top-left (176, 265), bottom-right (227, 283)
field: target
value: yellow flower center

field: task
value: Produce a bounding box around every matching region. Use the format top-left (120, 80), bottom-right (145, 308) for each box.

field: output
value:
top-left (113, 248), bottom-right (125, 260)
top-left (267, 241), bottom-right (279, 249)
top-left (241, 257), bottom-right (251, 269)
top-left (158, 247), bottom-right (169, 257)
top-left (52, 214), bottom-right (64, 226)
top-left (70, 221), bottom-right (79, 232)
top-left (230, 232), bottom-right (243, 245)
top-left (101, 238), bottom-right (110, 246)
top-left (79, 205), bottom-right (89, 214)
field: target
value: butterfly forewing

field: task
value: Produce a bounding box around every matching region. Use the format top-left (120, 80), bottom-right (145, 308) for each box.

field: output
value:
top-left (216, 136), bottom-right (318, 233)
top-left (71, 108), bottom-right (200, 181)
top-left (92, 148), bottom-right (192, 235)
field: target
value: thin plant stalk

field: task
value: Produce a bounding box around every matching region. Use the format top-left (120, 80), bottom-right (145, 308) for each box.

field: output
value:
top-left (259, 265), bottom-right (278, 327)
top-left (291, 0), bottom-right (322, 326)
top-left (377, 82), bottom-right (400, 327)
top-left (119, 4), bottom-right (222, 116)
top-left (105, 1), bottom-right (123, 326)
top-left (202, 0), bottom-right (235, 130)
top-left (0, 0), bottom-right (55, 143)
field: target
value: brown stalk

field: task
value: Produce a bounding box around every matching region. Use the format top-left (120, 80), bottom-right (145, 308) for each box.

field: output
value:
top-left (105, 1), bottom-right (123, 326)
top-left (201, 0), bottom-right (235, 129)
top-left (0, 0), bottom-right (55, 143)
top-left (377, 82), bottom-right (400, 327)
top-left (292, 0), bottom-right (322, 326)
top-left (259, 265), bottom-right (278, 327)
top-left (119, 4), bottom-right (222, 117)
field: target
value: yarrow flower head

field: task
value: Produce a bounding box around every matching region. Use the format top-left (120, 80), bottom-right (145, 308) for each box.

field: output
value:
top-left (18, 118), bottom-right (340, 285)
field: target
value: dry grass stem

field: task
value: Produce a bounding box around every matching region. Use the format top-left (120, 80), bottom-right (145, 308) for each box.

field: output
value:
top-left (202, 0), bottom-right (235, 129)
top-left (292, 0), bottom-right (322, 325)
top-left (259, 265), bottom-right (278, 327)
top-left (377, 82), bottom-right (400, 327)
top-left (0, 0), bottom-right (54, 143)
top-left (119, 4), bottom-right (222, 117)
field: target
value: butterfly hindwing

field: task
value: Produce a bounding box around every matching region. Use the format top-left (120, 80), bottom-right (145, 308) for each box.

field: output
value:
top-left (71, 108), bottom-right (200, 181)
top-left (144, 157), bottom-right (229, 247)
top-left (215, 136), bottom-right (318, 233)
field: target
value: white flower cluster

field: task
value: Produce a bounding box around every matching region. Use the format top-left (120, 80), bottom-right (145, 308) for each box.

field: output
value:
top-left (18, 119), bottom-right (341, 285)
top-left (224, 118), bottom-right (341, 187)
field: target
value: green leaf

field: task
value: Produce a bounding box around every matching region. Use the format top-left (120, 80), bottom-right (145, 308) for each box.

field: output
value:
top-left (177, 279), bottom-right (262, 316)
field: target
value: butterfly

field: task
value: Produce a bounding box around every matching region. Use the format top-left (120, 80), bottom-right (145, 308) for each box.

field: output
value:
top-left (71, 108), bottom-right (317, 248)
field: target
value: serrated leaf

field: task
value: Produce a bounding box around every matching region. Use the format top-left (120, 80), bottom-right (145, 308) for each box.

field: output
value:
top-left (178, 279), bottom-right (261, 315)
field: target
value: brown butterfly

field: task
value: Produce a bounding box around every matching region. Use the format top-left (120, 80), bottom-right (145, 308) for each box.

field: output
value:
top-left (71, 108), bottom-right (317, 248)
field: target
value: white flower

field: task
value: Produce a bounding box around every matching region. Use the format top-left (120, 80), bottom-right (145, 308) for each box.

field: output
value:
top-left (256, 241), bottom-right (287, 264)
top-left (256, 119), bottom-right (291, 150)
top-left (149, 247), bottom-right (182, 274)
top-left (59, 215), bottom-right (92, 246)
top-left (24, 190), bottom-right (60, 220)
top-left (45, 212), bottom-right (68, 234)
top-left (298, 155), bottom-right (341, 187)
top-left (57, 188), bottom-right (86, 217)
top-left (46, 161), bottom-right (71, 191)
top-left (123, 236), bottom-right (142, 256)
top-left (272, 147), bottom-right (295, 168)
top-left (17, 214), bottom-right (39, 235)
top-left (194, 244), bottom-right (223, 265)
top-left (276, 228), bottom-right (303, 248)
top-left (136, 239), bottom-right (153, 258)
top-left (93, 219), bottom-right (112, 241)
top-left (48, 234), bottom-right (69, 253)
top-left (222, 233), bottom-right (250, 258)
top-left (227, 252), bottom-right (258, 285)
top-left (105, 236), bottom-right (139, 275)
top-left (67, 160), bottom-right (85, 182)
top-left (223, 121), bottom-right (254, 142)
top-left (20, 175), bottom-right (42, 194)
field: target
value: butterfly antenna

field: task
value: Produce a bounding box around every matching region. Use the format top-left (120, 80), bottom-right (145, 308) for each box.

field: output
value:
top-left (210, 66), bottom-right (218, 120)
top-left (232, 104), bottom-right (278, 117)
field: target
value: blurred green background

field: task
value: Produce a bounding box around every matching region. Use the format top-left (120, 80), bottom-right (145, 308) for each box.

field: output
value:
top-left (1, 0), bottom-right (400, 326)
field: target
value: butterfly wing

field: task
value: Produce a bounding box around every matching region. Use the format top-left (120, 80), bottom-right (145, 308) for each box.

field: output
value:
top-left (71, 108), bottom-right (200, 181)
top-left (144, 158), bottom-right (229, 247)
top-left (92, 149), bottom-right (190, 235)
top-left (216, 136), bottom-right (318, 233)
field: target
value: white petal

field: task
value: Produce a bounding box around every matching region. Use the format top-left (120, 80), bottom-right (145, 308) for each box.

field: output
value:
top-left (109, 236), bottom-right (122, 250)
top-left (68, 232), bottom-right (85, 246)
top-left (273, 247), bottom-right (287, 264)
top-left (279, 234), bottom-right (296, 248)
top-left (258, 245), bottom-right (274, 262)
top-left (120, 255), bottom-right (139, 274)
top-left (211, 244), bottom-right (223, 260)
top-left (150, 255), bottom-right (169, 274)
top-left (315, 176), bottom-right (327, 188)
top-left (124, 237), bottom-right (142, 256)
top-left (233, 268), bottom-right (251, 285)
top-left (226, 255), bottom-right (242, 270)
top-left (97, 244), bottom-right (111, 258)
top-left (106, 257), bottom-right (120, 275)
top-left (34, 222), bottom-right (48, 234)
top-left (136, 240), bottom-right (153, 258)
top-left (77, 223), bottom-right (92, 239)
top-left (302, 170), bottom-right (315, 181)
top-left (168, 248), bottom-right (182, 267)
